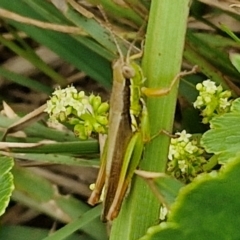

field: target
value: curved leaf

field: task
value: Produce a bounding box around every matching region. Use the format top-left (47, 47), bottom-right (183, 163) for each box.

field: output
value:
top-left (0, 156), bottom-right (14, 216)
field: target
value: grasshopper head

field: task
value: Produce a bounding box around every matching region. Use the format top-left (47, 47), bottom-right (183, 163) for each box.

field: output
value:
top-left (122, 64), bottom-right (135, 79)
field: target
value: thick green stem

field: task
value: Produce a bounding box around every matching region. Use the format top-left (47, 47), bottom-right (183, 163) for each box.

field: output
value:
top-left (110, 1), bottom-right (191, 239)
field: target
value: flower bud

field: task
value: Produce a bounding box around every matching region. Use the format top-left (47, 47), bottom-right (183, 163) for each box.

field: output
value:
top-left (90, 95), bottom-right (102, 111)
top-left (74, 124), bottom-right (88, 140)
top-left (78, 91), bottom-right (85, 98)
top-left (96, 116), bottom-right (108, 125)
top-left (93, 122), bottom-right (106, 134)
top-left (84, 121), bottom-right (93, 137)
top-left (59, 112), bottom-right (66, 122)
top-left (68, 117), bottom-right (80, 125)
top-left (65, 106), bottom-right (73, 117)
top-left (97, 102), bottom-right (109, 114)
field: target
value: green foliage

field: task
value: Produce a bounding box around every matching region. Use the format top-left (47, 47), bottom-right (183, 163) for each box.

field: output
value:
top-left (145, 174), bottom-right (185, 207)
top-left (0, 67), bottom-right (52, 94)
top-left (12, 166), bottom-right (107, 240)
top-left (0, 225), bottom-right (82, 240)
top-left (0, 107), bottom-right (102, 239)
top-left (0, 156), bottom-right (14, 216)
top-left (229, 51), bottom-right (240, 74)
top-left (0, 0), bottom-right (113, 87)
top-left (202, 98), bottom-right (240, 163)
top-left (42, 205), bottom-right (103, 240)
top-left (140, 156), bottom-right (240, 240)
top-left (1, 0), bottom-right (240, 239)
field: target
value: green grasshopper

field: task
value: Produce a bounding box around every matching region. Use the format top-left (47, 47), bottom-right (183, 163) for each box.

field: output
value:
top-left (88, 18), bottom-right (196, 222)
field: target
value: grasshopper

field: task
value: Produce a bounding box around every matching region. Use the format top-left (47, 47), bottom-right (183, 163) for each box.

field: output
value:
top-left (88, 12), bottom-right (197, 221)
top-left (88, 50), bottom-right (144, 221)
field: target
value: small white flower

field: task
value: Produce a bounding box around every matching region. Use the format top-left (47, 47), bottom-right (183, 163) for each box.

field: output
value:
top-left (203, 80), bottom-right (217, 94)
top-left (185, 142), bottom-right (197, 154)
top-left (193, 96), bottom-right (204, 108)
top-left (45, 99), bottom-right (55, 114)
top-left (52, 87), bottom-right (66, 98)
top-left (78, 90), bottom-right (85, 98)
top-left (52, 100), bottom-right (66, 115)
top-left (168, 145), bottom-right (176, 160)
top-left (178, 160), bottom-right (188, 173)
top-left (219, 98), bottom-right (231, 109)
top-left (160, 205), bottom-right (168, 220)
top-left (204, 95), bottom-right (212, 103)
top-left (174, 151), bottom-right (181, 159)
top-left (65, 85), bottom-right (78, 96)
top-left (63, 95), bottom-right (76, 106)
top-left (176, 130), bottom-right (191, 143)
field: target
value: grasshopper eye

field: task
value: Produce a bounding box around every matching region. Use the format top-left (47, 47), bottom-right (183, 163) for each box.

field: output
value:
top-left (122, 65), bottom-right (135, 79)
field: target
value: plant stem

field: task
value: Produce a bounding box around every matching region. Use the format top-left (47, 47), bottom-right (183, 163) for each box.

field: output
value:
top-left (110, 0), bottom-right (192, 239)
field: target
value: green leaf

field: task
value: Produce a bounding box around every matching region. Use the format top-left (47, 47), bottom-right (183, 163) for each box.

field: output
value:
top-left (151, 176), bottom-right (184, 206)
top-left (42, 205), bottom-right (103, 240)
top-left (96, 0), bottom-right (144, 27)
top-left (0, 156), bottom-right (14, 216)
top-left (0, 225), bottom-right (84, 240)
top-left (0, 0), bottom-right (112, 87)
top-left (229, 51), bottom-right (240, 74)
top-left (12, 166), bottom-right (106, 240)
top-left (140, 156), bottom-right (240, 240)
top-left (0, 67), bottom-right (52, 95)
top-left (201, 98), bottom-right (240, 163)
top-left (184, 32), bottom-right (239, 97)
top-left (8, 140), bottom-right (99, 154)
top-left (9, 153), bottom-right (99, 167)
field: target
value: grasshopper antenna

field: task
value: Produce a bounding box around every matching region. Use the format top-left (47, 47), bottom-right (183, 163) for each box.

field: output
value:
top-left (126, 19), bottom-right (147, 63)
top-left (97, 5), bottom-right (124, 62)
top-left (98, 5), bottom-right (147, 62)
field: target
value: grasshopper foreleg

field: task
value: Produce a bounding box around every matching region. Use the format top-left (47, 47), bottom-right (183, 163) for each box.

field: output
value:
top-left (141, 66), bottom-right (198, 98)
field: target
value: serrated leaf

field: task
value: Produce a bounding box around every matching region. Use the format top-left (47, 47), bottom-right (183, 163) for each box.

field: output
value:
top-left (140, 156), bottom-right (240, 240)
top-left (0, 156), bottom-right (14, 216)
top-left (201, 98), bottom-right (240, 163)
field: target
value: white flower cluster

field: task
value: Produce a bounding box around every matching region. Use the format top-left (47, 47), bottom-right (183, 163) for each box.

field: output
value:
top-left (193, 80), bottom-right (232, 123)
top-left (45, 86), bottom-right (89, 122)
top-left (168, 130), bottom-right (206, 182)
top-left (45, 86), bottom-right (109, 139)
